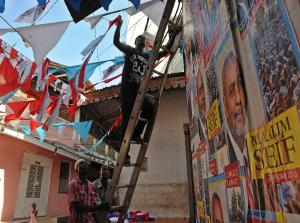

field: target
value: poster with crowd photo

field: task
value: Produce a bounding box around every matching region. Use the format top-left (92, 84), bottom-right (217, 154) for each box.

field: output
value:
top-left (248, 0), bottom-right (300, 121)
top-left (245, 1), bottom-right (300, 220)
top-left (190, 0), bottom-right (229, 67)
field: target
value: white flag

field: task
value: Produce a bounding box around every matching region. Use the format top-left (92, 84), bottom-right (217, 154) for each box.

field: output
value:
top-left (0, 21), bottom-right (71, 91)
top-left (81, 35), bottom-right (105, 56)
top-left (84, 15), bottom-right (103, 29)
top-left (15, 4), bottom-right (45, 24)
top-left (126, 0), bottom-right (166, 26)
top-left (126, 0), bottom-right (160, 15)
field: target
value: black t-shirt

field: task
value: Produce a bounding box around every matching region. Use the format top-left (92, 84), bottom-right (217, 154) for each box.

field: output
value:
top-left (122, 48), bottom-right (149, 90)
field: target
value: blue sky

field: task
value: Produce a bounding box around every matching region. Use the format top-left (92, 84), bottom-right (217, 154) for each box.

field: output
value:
top-left (0, 0), bottom-right (133, 88)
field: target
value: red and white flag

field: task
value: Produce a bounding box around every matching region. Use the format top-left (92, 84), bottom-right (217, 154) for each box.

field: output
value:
top-left (43, 93), bottom-right (63, 130)
top-left (4, 101), bottom-right (30, 124)
top-left (0, 56), bottom-right (20, 97)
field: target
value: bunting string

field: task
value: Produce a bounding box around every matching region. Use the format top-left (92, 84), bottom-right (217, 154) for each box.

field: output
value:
top-left (0, 0), bottom-right (168, 150)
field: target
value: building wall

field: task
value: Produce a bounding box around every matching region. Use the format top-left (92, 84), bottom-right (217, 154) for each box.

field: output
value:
top-left (0, 134), bottom-right (76, 221)
top-left (119, 89), bottom-right (189, 218)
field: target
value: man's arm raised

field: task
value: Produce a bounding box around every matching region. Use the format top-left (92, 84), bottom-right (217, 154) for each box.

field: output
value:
top-left (113, 18), bottom-right (132, 54)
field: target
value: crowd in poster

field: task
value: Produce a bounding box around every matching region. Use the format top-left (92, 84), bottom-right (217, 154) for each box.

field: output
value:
top-left (183, 0), bottom-right (300, 222)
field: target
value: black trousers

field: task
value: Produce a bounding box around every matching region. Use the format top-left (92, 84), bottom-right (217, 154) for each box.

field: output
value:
top-left (119, 85), bottom-right (154, 153)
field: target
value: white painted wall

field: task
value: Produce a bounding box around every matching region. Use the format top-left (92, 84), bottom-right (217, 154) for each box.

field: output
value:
top-left (119, 89), bottom-right (189, 218)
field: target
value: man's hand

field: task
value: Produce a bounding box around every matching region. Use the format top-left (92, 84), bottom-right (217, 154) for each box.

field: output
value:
top-left (116, 17), bottom-right (123, 27)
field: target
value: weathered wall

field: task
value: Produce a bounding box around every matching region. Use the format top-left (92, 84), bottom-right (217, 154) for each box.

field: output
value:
top-left (119, 89), bottom-right (189, 218)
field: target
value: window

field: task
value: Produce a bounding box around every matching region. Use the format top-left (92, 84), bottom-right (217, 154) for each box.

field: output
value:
top-left (26, 165), bottom-right (44, 198)
top-left (58, 162), bottom-right (70, 193)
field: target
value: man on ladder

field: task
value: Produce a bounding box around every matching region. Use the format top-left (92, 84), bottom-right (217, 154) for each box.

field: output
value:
top-left (113, 16), bottom-right (178, 165)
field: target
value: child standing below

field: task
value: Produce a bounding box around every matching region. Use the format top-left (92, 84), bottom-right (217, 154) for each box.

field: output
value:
top-left (29, 203), bottom-right (38, 223)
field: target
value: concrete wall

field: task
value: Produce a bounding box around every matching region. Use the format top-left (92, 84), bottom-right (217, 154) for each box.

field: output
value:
top-left (0, 134), bottom-right (76, 221)
top-left (119, 89), bottom-right (189, 218)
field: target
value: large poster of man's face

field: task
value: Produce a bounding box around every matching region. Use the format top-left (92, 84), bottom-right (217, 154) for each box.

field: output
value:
top-left (215, 35), bottom-right (248, 163)
top-left (222, 51), bottom-right (247, 152)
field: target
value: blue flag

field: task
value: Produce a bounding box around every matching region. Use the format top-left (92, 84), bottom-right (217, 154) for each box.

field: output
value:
top-left (100, 0), bottom-right (113, 11)
top-left (20, 125), bottom-right (46, 143)
top-left (37, 0), bottom-right (46, 7)
top-left (0, 0), bottom-right (5, 13)
top-left (91, 131), bottom-right (109, 150)
top-left (53, 121), bottom-right (93, 141)
top-left (71, 120), bottom-right (93, 141)
top-left (36, 126), bottom-right (46, 142)
top-left (20, 126), bottom-right (31, 135)
top-left (50, 60), bottom-right (112, 82)
top-left (129, 0), bottom-right (141, 9)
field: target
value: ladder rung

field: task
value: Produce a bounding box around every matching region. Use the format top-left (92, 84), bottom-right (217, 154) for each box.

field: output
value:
top-left (117, 184), bottom-right (133, 189)
top-left (146, 93), bottom-right (159, 100)
top-left (110, 205), bottom-right (125, 212)
top-left (130, 140), bottom-right (148, 146)
top-left (138, 117), bottom-right (149, 123)
top-left (153, 69), bottom-right (164, 76)
top-left (123, 162), bottom-right (140, 167)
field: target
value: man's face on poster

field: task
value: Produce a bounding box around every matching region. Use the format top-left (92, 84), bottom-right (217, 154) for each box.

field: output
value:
top-left (222, 55), bottom-right (247, 141)
top-left (212, 193), bottom-right (224, 223)
top-left (197, 73), bottom-right (206, 123)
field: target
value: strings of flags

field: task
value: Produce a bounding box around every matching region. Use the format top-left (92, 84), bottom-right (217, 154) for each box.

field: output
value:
top-left (90, 112), bottom-right (122, 151)
top-left (0, 0), bottom-right (166, 152)
top-left (0, 16), bottom-right (123, 146)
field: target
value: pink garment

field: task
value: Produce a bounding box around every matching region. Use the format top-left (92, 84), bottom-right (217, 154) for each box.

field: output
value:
top-left (67, 177), bottom-right (96, 223)
top-left (29, 210), bottom-right (38, 223)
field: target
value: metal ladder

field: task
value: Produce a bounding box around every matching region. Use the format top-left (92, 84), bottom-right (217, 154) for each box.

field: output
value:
top-left (96, 1), bottom-right (182, 222)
